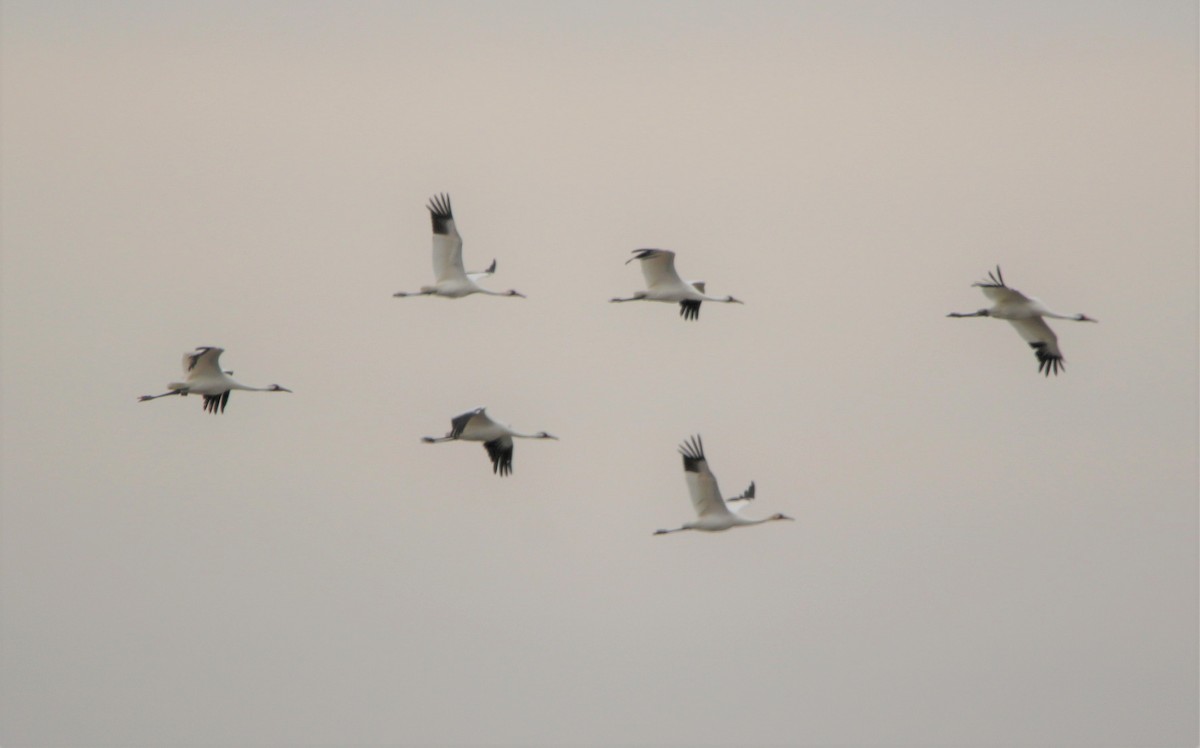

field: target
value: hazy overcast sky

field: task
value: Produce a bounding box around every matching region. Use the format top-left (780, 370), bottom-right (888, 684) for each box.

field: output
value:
top-left (2, 2), bottom-right (1196, 745)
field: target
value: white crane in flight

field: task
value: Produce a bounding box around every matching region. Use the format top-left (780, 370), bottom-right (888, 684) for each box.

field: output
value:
top-left (422, 407), bottom-right (557, 476)
top-left (654, 435), bottom-right (791, 535)
top-left (947, 266), bottom-right (1097, 376)
top-left (393, 193), bottom-right (525, 299)
top-left (611, 249), bottom-right (743, 320)
top-left (139, 347), bottom-right (291, 414)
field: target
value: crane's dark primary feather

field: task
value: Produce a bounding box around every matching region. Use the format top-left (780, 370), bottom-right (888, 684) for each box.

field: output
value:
top-left (728, 481), bottom-right (756, 503)
top-left (679, 434), bottom-right (705, 472)
top-left (186, 347), bottom-right (214, 371)
top-left (484, 439), bottom-right (513, 476)
top-left (978, 265), bottom-right (1007, 289)
top-left (1030, 342), bottom-right (1064, 376)
top-left (203, 390), bottom-right (230, 414)
top-left (427, 193), bottom-right (454, 235)
top-left (448, 409), bottom-right (478, 439)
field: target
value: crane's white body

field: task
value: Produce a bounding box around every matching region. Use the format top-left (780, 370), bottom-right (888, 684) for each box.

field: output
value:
top-left (139, 347), bottom-right (291, 414)
top-left (422, 407), bottom-right (557, 476)
top-left (393, 194), bottom-right (525, 299)
top-left (654, 435), bottom-right (791, 535)
top-left (611, 249), bottom-right (742, 320)
top-left (948, 267), bottom-right (1097, 376)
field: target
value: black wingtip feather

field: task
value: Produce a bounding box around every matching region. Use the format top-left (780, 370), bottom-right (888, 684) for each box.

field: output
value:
top-left (1030, 342), bottom-right (1064, 376)
top-left (427, 193), bottom-right (454, 235)
top-left (679, 300), bottom-right (701, 320)
top-left (202, 390), bottom-right (230, 414)
top-left (448, 408), bottom-right (479, 439)
top-left (678, 434), bottom-right (705, 472)
top-left (484, 439), bottom-right (513, 477)
top-left (978, 265), bottom-right (1007, 289)
top-left (728, 481), bottom-right (756, 503)
top-left (187, 347), bottom-right (213, 372)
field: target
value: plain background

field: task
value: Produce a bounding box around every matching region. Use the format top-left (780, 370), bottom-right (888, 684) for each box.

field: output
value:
top-left (2, 2), bottom-right (1196, 745)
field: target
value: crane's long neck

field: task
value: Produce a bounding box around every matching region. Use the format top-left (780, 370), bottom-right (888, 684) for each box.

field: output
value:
top-left (228, 382), bottom-right (291, 393)
top-left (693, 291), bottom-right (739, 304)
top-left (738, 516), bottom-right (776, 527)
top-left (474, 286), bottom-right (524, 298)
top-left (737, 514), bottom-right (793, 528)
top-left (506, 430), bottom-right (556, 441)
top-left (229, 382), bottom-right (267, 392)
top-left (1040, 309), bottom-right (1095, 322)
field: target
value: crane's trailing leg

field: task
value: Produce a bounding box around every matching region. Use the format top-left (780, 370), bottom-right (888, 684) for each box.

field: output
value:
top-left (138, 389), bottom-right (185, 402)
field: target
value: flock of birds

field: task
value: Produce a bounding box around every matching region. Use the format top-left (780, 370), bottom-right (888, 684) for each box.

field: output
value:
top-left (140, 193), bottom-right (1099, 535)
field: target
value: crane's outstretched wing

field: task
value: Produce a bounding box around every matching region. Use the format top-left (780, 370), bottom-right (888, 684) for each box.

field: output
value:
top-left (629, 249), bottom-right (684, 291)
top-left (202, 390), bottom-right (231, 414)
top-left (724, 481), bottom-right (756, 514)
top-left (182, 347), bottom-right (224, 378)
top-left (428, 193), bottom-right (467, 283)
top-left (974, 265), bottom-right (1033, 305)
top-left (448, 407), bottom-right (490, 438)
top-left (467, 259), bottom-right (496, 283)
top-left (679, 434), bottom-right (732, 519)
top-left (1006, 317), bottom-right (1065, 376)
top-left (484, 436), bottom-right (514, 476)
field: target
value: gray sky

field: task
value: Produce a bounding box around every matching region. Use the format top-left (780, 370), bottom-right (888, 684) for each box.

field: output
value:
top-left (2, 1), bottom-right (1196, 745)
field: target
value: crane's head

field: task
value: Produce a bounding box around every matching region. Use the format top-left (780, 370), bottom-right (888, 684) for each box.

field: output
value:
top-left (771, 513), bottom-right (794, 522)
top-left (268, 384), bottom-right (293, 393)
top-left (1076, 313), bottom-right (1098, 322)
top-left (506, 289), bottom-right (526, 298)
top-left (724, 295), bottom-right (744, 305)
top-left (535, 431), bottom-right (558, 440)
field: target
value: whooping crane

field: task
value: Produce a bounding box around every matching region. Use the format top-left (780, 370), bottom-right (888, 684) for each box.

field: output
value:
top-left (654, 435), bottom-right (791, 535)
top-left (611, 249), bottom-right (743, 320)
top-left (947, 266), bottom-right (1097, 376)
top-left (422, 407), bottom-right (557, 476)
top-left (139, 347), bottom-right (292, 414)
top-left (392, 193), bottom-right (526, 299)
